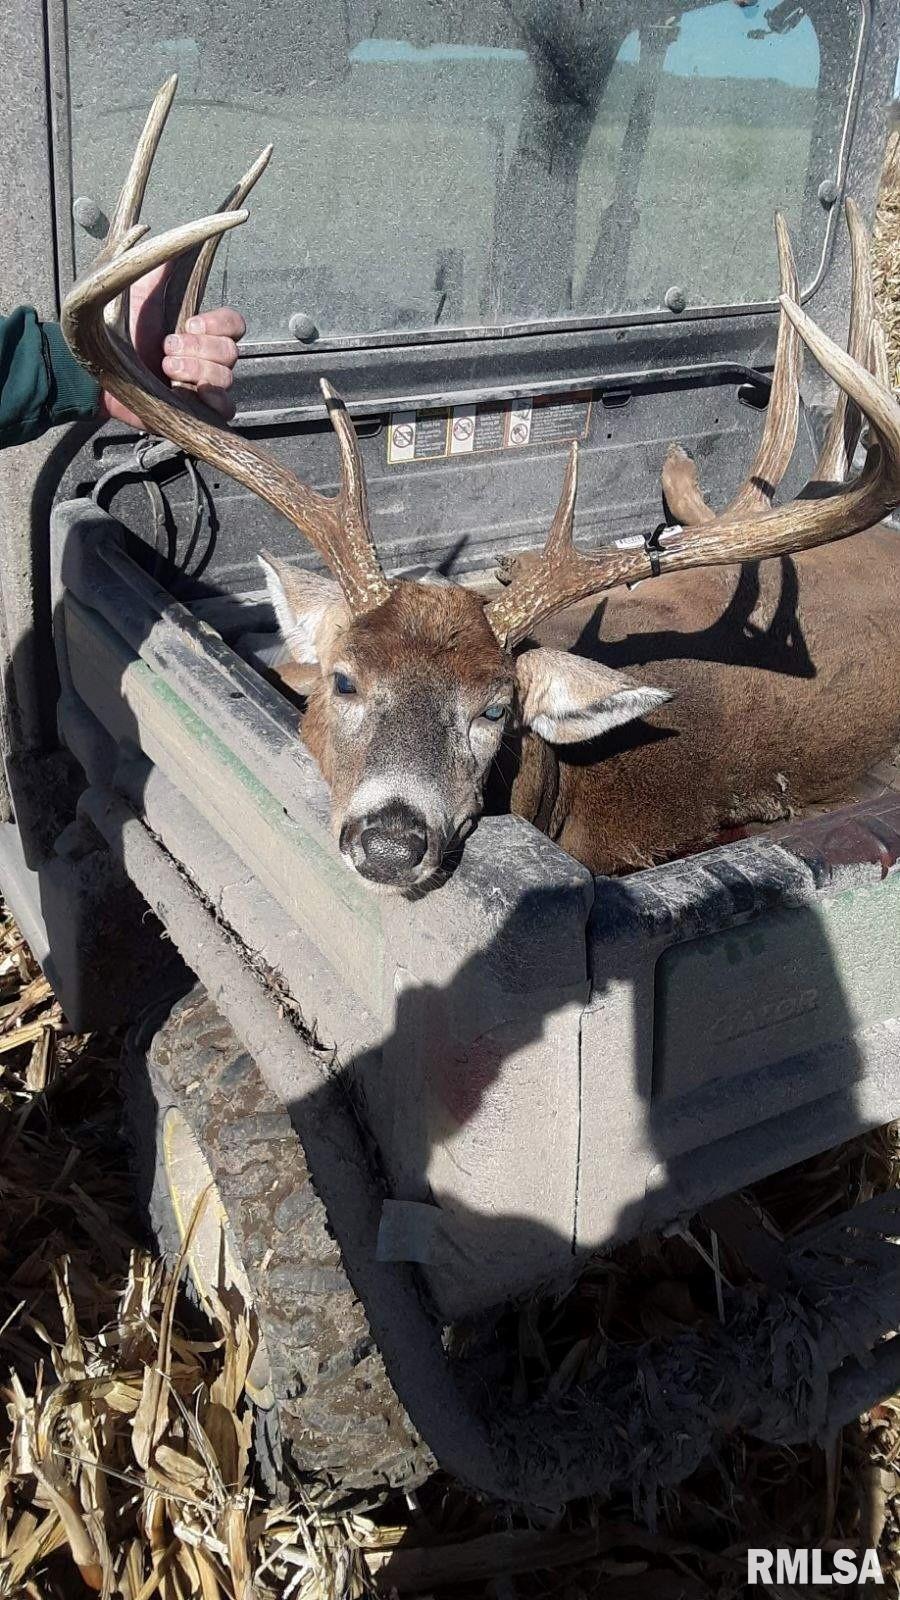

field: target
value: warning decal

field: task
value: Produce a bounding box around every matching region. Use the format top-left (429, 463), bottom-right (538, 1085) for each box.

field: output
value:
top-left (387, 390), bottom-right (592, 466)
top-left (387, 409), bottom-right (450, 463)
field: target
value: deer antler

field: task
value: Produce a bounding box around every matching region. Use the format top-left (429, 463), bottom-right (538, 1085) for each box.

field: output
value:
top-left (61, 77), bottom-right (391, 616)
top-left (486, 204), bottom-right (900, 648)
top-left (813, 197), bottom-right (880, 482)
top-left (663, 199), bottom-right (878, 528)
top-left (661, 211), bottom-right (801, 526)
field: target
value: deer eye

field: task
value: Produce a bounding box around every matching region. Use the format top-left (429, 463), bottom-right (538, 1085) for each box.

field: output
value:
top-left (481, 703), bottom-right (507, 723)
top-left (333, 671), bottom-right (357, 696)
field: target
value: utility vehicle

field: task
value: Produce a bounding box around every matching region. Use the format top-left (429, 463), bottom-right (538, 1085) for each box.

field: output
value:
top-left (3, 0), bottom-right (900, 1502)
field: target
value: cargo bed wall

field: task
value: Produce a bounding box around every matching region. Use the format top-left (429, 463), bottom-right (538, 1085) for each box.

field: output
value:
top-left (54, 500), bottom-right (593, 1319)
top-left (53, 501), bottom-right (900, 1320)
top-left (579, 827), bottom-right (900, 1254)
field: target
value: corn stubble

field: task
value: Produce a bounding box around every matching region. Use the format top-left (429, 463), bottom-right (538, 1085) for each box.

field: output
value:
top-left (0, 908), bottom-right (385, 1600)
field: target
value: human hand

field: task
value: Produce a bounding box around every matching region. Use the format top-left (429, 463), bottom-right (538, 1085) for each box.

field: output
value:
top-left (99, 262), bottom-right (246, 426)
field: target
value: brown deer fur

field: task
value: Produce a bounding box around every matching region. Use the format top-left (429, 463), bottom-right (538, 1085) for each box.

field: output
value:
top-left (497, 528), bottom-right (900, 874)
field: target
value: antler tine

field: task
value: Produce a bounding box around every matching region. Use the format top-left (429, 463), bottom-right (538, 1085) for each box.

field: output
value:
top-left (869, 319), bottom-right (891, 391)
top-left (319, 380), bottom-right (391, 609)
top-left (486, 286), bottom-right (900, 647)
top-left (101, 74), bottom-right (178, 337)
top-left (661, 211), bottom-right (801, 526)
top-left (780, 293), bottom-right (900, 494)
top-left (814, 197), bottom-right (874, 482)
top-left (485, 443), bottom-right (582, 644)
top-left (486, 443), bottom-right (630, 646)
top-left (64, 217), bottom-right (387, 611)
top-left (173, 143), bottom-right (274, 334)
top-left (63, 82), bottom-right (392, 617)
top-left (544, 439), bottom-right (579, 557)
top-left (723, 212), bottom-right (801, 516)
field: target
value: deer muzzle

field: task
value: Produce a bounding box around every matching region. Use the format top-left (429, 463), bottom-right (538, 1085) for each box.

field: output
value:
top-left (339, 800), bottom-right (431, 887)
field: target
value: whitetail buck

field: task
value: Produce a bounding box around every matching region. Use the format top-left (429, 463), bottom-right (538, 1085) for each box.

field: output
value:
top-left (64, 80), bottom-right (900, 889)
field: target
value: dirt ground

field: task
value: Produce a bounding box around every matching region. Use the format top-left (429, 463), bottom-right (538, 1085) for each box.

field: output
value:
top-left (2, 136), bottom-right (900, 1600)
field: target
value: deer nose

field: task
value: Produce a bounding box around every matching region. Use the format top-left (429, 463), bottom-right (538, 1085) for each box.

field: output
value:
top-left (341, 801), bottom-right (428, 883)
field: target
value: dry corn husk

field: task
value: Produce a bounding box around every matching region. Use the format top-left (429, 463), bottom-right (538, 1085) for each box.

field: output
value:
top-left (0, 906), bottom-right (365, 1600)
top-left (874, 128), bottom-right (900, 389)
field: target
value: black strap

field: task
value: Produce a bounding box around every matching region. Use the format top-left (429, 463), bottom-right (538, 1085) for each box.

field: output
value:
top-left (644, 521), bottom-right (668, 577)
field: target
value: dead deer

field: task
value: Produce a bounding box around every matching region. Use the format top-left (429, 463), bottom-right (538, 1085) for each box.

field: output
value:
top-left (63, 80), bottom-right (900, 889)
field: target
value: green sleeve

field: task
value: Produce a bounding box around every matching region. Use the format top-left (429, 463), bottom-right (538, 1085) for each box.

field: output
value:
top-left (0, 307), bottom-right (101, 449)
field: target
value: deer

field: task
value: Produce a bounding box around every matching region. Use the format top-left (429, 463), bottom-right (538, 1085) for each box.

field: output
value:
top-left (63, 80), bottom-right (900, 891)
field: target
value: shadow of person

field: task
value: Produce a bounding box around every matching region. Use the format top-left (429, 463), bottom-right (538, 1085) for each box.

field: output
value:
top-left (294, 843), bottom-right (898, 1510)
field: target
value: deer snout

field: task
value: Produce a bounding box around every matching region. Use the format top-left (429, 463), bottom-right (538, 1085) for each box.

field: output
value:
top-left (339, 800), bottom-right (429, 885)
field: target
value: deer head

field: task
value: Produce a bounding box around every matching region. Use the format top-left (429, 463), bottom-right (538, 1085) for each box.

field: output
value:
top-left (256, 547), bottom-right (670, 887)
top-left (64, 81), bottom-right (900, 891)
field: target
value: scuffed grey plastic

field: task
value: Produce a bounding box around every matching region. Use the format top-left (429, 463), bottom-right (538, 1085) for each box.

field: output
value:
top-left (54, 502), bottom-right (900, 1320)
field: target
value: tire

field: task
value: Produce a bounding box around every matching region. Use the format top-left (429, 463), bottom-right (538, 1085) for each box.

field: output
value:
top-left (122, 985), bottom-right (434, 1496)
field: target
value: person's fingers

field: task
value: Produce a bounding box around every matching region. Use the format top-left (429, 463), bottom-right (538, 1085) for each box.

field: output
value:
top-left (164, 332), bottom-right (240, 368)
top-left (184, 308), bottom-right (246, 340)
top-left (161, 355), bottom-right (235, 390)
top-left (194, 383), bottom-right (237, 420)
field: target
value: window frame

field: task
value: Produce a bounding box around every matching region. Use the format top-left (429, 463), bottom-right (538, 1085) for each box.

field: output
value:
top-left (48, 0), bottom-right (870, 358)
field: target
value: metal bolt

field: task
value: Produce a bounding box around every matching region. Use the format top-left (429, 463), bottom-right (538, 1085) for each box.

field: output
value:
top-left (818, 178), bottom-right (839, 208)
top-left (72, 195), bottom-right (109, 238)
top-left (664, 284), bottom-right (687, 314)
top-left (289, 312), bottom-right (319, 344)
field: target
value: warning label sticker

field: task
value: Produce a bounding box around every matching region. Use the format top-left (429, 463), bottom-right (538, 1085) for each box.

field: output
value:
top-left (387, 409), bottom-right (450, 463)
top-left (387, 390), bottom-right (592, 466)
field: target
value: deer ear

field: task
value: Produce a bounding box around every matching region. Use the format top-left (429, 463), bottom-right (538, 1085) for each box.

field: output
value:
top-left (515, 648), bottom-right (673, 745)
top-left (258, 551), bottom-right (350, 665)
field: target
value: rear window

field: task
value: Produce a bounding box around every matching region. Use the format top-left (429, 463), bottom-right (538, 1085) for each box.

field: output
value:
top-left (64, 0), bottom-right (864, 346)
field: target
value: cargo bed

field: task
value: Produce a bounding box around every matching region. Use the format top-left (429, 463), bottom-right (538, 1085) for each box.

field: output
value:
top-left (51, 499), bottom-right (900, 1322)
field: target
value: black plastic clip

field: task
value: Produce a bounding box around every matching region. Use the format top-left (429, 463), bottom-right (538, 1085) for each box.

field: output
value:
top-left (644, 521), bottom-right (667, 577)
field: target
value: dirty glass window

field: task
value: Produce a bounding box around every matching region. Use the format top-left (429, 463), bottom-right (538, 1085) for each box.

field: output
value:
top-left (65, 0), bottom-right (863, 344)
